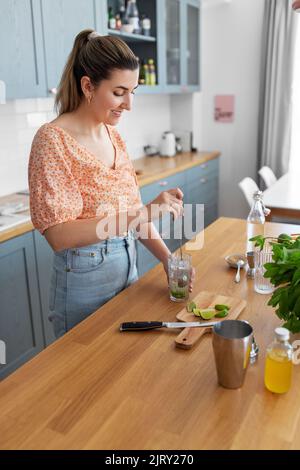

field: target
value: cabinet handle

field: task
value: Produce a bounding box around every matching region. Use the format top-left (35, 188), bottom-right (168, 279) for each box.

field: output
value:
top-left (159, 181), bottom-right (168, 187)
top-left (48, 88), bottom-right (57, 96)
top-left (200, 178), bottom-right (207, 184)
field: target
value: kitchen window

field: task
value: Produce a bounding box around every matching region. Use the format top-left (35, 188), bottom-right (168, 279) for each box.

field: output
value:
top-left (290, 17), bottom-right (300, 172)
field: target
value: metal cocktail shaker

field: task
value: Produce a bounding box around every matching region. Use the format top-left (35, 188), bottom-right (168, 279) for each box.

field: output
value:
top-left (212, 320), bottom-right (253, 389)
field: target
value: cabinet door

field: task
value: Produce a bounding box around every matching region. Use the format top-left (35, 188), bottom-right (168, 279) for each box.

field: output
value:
top-left (0, 233), bottom-right (44, 380)
top-left (179, 0), bottom-right (200, 91)
top-left (186, 0), bottom-right (200, 87)
top-left (165, 0), bottom-right (181, 88)
top-left (0, 0), bottom-right (46, 99)
top-left (41, 0), bottom-right (98, 94)
top-left (33, 231), bottom-right (55, 347)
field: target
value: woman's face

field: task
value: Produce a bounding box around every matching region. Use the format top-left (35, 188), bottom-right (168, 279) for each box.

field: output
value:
top-left (87, 68), bottom-right (139, 125)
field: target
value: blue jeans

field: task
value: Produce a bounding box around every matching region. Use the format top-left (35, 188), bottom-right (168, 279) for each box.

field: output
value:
top-left (48, 233), bottom-right (138, 339)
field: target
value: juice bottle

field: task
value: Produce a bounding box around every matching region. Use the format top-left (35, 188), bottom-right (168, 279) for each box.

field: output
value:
top-left (264, 327), bottom-right (293, 394)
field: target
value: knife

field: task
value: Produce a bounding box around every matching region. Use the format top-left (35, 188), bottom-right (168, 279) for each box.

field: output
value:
top-left (120, 321), bottom-right (219, 332)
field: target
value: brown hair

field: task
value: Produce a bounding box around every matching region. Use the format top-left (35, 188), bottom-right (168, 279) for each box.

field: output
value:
top-left (55, 29), bottom-right (139, 115)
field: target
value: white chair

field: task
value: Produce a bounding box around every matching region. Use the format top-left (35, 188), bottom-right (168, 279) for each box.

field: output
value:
top-left (238, 177), bottom-right (260, 208)
top-left (258, 166), bottom-right (277, 188)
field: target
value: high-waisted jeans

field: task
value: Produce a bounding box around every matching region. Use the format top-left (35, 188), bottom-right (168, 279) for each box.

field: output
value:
top-left (48, 232), bottom-right (138, 339)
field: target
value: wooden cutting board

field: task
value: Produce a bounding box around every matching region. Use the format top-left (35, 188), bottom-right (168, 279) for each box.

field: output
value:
top-left (175, 291), bottom-right (247, 349)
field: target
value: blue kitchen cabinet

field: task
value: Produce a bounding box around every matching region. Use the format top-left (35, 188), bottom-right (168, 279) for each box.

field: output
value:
top-left (33, 231), bottom-right (56, 347)
top-left (136, 157), bottom-right (218, 277)
top-left (1, 0), bottom-right (200, 99)
top-left (0, 0), bottom-right (47, 99)
top-left (0, 232), bottom-right (44, 380)
top-left (161, 0), bottom-right (201, 93)
top-left (41, 0), bottom-right (102, 96)
top-left (105, 0), bottom-right (200, 95)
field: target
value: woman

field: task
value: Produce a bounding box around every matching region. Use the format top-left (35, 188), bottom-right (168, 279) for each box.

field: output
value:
top-left (29, 29), bottom-right (194, 339)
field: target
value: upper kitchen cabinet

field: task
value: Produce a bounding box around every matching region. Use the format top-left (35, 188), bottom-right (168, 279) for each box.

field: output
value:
top-left (0, 0), bottom-right (200, 99)
top-left (105, 0), bottom-right (200, 94)
top-left (163, 0), bottom-right (200, 93)
top-left (41, 0), bottom-right (103, 96)
top-left (186, 0), bottom-right (200, 89)
top-left (0, 0), bottom-right (47, 99)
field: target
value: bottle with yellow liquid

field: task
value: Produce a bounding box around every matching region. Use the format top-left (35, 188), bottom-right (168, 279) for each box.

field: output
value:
top-left (264, 327), bottom-right (293, 394)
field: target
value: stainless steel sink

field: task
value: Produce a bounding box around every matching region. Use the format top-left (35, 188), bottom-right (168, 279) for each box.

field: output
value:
top-left (0, 214), bottom-right (31, 232)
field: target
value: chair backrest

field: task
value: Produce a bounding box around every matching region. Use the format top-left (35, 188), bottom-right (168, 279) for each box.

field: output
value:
top-left (238, 177), bottom-right (260, 208)
top-left (258, 166), bottom-right (277, 188)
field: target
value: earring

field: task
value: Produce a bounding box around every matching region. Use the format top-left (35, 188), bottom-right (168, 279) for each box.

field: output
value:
top-left (87, 95), bottom-right (92, 106)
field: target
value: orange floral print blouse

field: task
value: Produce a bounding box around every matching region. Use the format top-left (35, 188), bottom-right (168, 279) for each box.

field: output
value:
top-left (28, 123), bottom-right (142, 235)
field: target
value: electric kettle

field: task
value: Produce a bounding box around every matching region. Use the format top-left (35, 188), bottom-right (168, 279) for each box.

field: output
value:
top-left (159, 131), bottom-right (176, 157)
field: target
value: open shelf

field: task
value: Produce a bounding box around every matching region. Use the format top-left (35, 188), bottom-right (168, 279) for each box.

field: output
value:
top-left (107, 29), bottom-right (156, 43)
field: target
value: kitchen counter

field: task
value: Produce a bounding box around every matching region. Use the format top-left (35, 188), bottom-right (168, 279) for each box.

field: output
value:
top-left (1, 217), bottom-right (300, 450)
top-left (0, 150), bottom-right (220, 244)
top-left (134, 150), bottom-right (220, 187)
top-left (0, 193), bottom-right (33, 244)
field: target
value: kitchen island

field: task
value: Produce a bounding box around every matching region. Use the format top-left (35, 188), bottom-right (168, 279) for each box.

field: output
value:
top-left (1, 217), bottom-right (300, 450)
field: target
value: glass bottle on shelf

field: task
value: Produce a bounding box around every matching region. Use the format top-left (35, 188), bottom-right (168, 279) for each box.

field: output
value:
top-left (246, 190), bottom-right (265, 253)
top-left (141, 14), bottom-right (151, 36)
top-left (139, 59), bottom-right (146, 85)
top-left (118, 0), bottom-right (126, 23)
top-left (108, 6), bottom-right (116, 30)
top-left (144, 63), bottom-right (150, 85)
top-left (264, 327), bottom-right (293, 394)
top-left (125, 0), bottom-right (140, 34)
top-left (148, 59), bottom-right (156, 86)
top-left (115, 14), bottom-right (122, 30)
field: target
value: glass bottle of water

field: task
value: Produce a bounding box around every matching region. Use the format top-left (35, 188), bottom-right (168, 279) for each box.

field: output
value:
top-left (246, 190), bottom-right (265, 253)
top-left (125, 0), bottom-right (140, 33)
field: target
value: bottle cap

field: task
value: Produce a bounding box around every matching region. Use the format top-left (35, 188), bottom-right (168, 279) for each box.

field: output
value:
top-left (253, 190), bottom-right (263, 200)
top-left (275, 327), bottom-right (290, 341)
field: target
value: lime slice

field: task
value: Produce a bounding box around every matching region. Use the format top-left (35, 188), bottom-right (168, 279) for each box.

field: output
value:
top-left (215, 309), bottom-right (229, 318)
top-left (199, 308), bottom-right (216, 320)
top-left (193, 308), bottom-right (202, 317)
top-left (187, 301), bottom-right (197, 313)
top-left (215, 304), bottom-right (230, 311)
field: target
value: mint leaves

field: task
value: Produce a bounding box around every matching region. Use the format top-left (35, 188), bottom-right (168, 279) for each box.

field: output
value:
top-left (250, 233), bottom-right (300, 333)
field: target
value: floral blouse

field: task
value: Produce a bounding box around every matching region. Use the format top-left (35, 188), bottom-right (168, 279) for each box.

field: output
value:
top-left (28, 123), bottom-right (142, 235)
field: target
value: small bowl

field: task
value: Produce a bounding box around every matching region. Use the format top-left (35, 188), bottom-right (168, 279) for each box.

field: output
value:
top-left (121, 24), bottom-right (135, 34)
top-left (225, 253), bottom-right (247, 269)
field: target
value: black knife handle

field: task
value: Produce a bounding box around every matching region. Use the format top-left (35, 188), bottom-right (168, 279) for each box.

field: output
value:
top-left (120, 321), bottom-right (163, 332)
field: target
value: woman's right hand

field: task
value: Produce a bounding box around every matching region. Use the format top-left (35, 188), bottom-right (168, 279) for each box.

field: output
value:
top-left (146, 188), bottom-right (184, 222)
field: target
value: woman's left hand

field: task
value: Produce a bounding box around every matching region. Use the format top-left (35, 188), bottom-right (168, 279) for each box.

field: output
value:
top-left (163, 264), bottom-right (196, 293)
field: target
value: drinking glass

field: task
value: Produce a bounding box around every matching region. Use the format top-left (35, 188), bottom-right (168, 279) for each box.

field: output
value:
top-left (168, 253), bottom-right (191, 302)
top-left (254, 250), bottom-right (274, 295)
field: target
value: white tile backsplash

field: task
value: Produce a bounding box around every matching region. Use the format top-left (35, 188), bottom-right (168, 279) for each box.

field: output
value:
top-left (0, 94), bottom-right (172, 197)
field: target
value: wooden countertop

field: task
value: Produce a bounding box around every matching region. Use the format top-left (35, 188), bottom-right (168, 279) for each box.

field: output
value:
top-left (134, 150), bottom-right (220, 187)
top-left (0, 151), bottom-right (219, 244)
top-left (1, 217), bottom-right (300, 450)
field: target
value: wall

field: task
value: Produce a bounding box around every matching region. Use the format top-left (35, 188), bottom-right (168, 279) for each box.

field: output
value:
top-left (197, 0), bottom-right (265, 218)
top-left (0, 94), bottom-right (171, 198)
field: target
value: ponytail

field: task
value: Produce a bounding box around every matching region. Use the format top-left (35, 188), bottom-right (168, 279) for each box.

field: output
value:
top-left (55, 29), bottom-right (139, 116)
